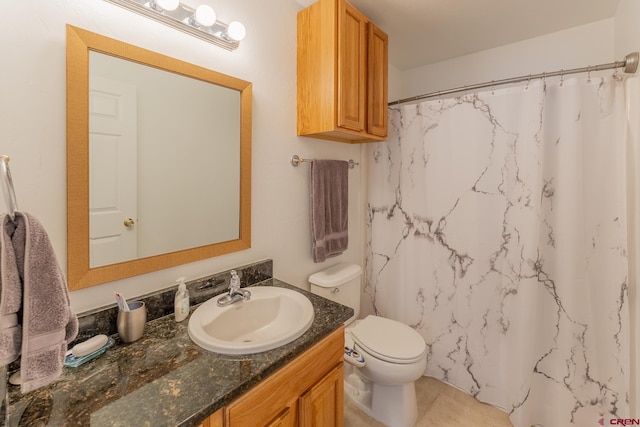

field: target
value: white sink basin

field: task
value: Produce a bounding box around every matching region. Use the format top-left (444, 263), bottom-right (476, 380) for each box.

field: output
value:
top-left (188, 286), bottom-right (315, 354)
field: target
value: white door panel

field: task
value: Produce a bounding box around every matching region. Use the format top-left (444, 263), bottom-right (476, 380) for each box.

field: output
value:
top-left (89, 76), bottom-right (138, 267)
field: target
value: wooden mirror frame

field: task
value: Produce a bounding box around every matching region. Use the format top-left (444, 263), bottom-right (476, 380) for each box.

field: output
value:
top-left (66, 25), bottom-right (252, 291)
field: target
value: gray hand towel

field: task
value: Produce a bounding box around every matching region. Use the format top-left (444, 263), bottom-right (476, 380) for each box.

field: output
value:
top-left (0, 212), bottom-right (78, 393)
top-left (310, 160), bottom-right (349, 263)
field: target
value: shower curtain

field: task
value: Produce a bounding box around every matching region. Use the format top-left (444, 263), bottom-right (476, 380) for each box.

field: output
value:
top-left (365, 75), bottom-right (633, 426)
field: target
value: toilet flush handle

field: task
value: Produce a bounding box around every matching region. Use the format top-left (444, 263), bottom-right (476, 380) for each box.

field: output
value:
top-left (344, 346), bottom-right (365, 367)
top-left (332, 288), bottom-right (340, 294)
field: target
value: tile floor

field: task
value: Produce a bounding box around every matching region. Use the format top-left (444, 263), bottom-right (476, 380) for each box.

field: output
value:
top-left (344, 376), bottom-right (513, 427)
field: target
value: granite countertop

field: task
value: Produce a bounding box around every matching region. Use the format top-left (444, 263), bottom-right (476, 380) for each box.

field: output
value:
top-left (8, 279), bottom-right (353, 427)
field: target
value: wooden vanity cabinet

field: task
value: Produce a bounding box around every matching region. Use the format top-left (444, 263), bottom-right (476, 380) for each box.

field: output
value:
top-left (222, 326), bottom-right (344, 427)
top-left (297, 0), bottom-right (388, 143)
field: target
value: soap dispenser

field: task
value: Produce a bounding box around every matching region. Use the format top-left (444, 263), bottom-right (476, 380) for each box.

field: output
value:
top-left (174, 277), bottom-right (190, 322)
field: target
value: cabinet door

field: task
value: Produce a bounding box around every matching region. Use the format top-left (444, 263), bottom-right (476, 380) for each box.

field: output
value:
top-left (226, 327), bottom-right (344, 427)
top-left (367, 22), bottom-right (388, 137)
top-left (199, 409), bottom-right (223, 427)
top-left (265, 406), bottom-right (296, 427)
top-left (227, 398), bottom-right (297, 427)
top-left (299, 365), bottom-right (344, 427)
top-left (337, 1), bottom-right (367, 132)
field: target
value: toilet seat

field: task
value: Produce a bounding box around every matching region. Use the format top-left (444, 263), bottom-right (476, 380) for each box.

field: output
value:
top-left (350, 315), bottom-right (426, 364)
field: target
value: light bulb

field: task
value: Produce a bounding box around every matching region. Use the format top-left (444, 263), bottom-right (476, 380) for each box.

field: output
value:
top-left (227, 21), bottom-right (246, 41)
top-left (195, 5), bottom-right (216, 27)
top-left (155, 0), bottom-right (179, 11)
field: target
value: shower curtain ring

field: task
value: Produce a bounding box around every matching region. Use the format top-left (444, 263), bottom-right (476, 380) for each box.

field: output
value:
top-left (587, 66), bottom-right (592, 83)
top-left (526, 74), bottom-right (531, 90)
top-left (491, 80), bottom-right (495, 95)
top-left (560, 69), bottom-right (564, 86)
top-left (613, 67), bottom-right (622, 81)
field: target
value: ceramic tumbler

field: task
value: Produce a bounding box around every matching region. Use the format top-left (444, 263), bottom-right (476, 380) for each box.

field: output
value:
top-left (117, 301), bottom-right (147, 343)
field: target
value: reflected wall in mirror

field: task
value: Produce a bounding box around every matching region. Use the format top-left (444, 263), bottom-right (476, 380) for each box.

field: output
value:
top-left (67, 25), bottom-right (252, 291)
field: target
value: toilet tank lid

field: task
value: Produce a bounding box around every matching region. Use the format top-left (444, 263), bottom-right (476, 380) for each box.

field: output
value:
top-left (308, 263), bottom-right (362, 287)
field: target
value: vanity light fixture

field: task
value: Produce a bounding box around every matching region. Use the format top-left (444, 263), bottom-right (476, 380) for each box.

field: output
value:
top-left (150, 0), bottom-right (179, 12)
top-left (190, 4), bottom-right (216, 27)
top-left (225, 21), bottom-right (246, 42)
top-left (103, 0), bottom-right (246, 50)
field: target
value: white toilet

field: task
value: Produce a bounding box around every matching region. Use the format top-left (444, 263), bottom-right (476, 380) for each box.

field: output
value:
top-left (309, 263), bottom-right (427, 427)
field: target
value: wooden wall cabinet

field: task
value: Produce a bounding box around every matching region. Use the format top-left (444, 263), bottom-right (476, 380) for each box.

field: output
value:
top-left (207, 326), bottom-right (344, 427)
top-left (297, 0), bottom-right (388, 143)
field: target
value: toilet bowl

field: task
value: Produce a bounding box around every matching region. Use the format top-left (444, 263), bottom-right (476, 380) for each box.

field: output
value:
top-left (346, 315), bottom-right (426, 427)
top-left (308, 264), bottom-right (427, 427)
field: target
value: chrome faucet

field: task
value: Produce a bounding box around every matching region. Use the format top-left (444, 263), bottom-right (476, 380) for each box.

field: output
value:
top-left (216, 270), bottom-right (251, 307)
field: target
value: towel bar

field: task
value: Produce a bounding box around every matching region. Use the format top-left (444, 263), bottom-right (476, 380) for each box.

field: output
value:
top-left (0, 154), bottom-right (18, 221)
top-left (291, 154), bottom-right (359, 169)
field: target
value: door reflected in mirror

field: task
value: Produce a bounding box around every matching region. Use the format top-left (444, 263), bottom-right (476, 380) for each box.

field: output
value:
top-left (89, 51), bottom-right (241, 267)
top-left (67, 25), bottom-right (252, 290)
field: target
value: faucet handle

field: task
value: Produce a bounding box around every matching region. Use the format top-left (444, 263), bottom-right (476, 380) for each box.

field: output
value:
top-left (229, 270), bottom-right (240, 292)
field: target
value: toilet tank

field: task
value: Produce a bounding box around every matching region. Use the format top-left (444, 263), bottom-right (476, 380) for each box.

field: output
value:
top-left (308, 263), bottom-right (362, 324)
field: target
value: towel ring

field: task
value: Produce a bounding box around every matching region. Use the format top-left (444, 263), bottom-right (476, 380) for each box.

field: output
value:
top-left (0, 155), bottom-right (18, 221)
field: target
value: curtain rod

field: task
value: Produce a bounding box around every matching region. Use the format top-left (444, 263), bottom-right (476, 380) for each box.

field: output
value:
top-left (388, 52), bottom-right (639, 107)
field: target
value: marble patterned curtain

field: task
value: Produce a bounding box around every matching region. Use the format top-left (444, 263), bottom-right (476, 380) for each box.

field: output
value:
top-left (365, 76), bottom-right (632, 426)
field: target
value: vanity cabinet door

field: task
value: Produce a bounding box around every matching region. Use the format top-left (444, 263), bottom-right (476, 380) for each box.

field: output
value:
top-left (265, 406), bottom-right (296, 427)
top-left (299, 365), bottom-right (344, 427)
top-left (224, 327), bottom-right (344, 427)
top-left (199, 408), bottom-right (223, 427)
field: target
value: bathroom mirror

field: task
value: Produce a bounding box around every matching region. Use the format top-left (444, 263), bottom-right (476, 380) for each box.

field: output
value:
top-left (66, 25), bottom-right (252, 291)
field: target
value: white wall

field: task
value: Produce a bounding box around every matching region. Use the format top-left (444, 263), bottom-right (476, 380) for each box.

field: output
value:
top-left (398, 18), bottom-right (615, 101)
top-left (0, 0), bottom-right (363, 313)
top-left (388, 63), bottom-right (403, 104)
top-left (615, 0), bottom-right (640, 60)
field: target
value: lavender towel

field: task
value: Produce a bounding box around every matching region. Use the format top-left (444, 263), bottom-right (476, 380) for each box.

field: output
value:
top-left (310, 160), bottom-right (349, 263)
top-left (0, 212), bottom-right (78, 393)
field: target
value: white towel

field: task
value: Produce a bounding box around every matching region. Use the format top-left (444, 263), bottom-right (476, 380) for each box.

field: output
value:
top-left (0, 212), bottom-right (78, 393)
